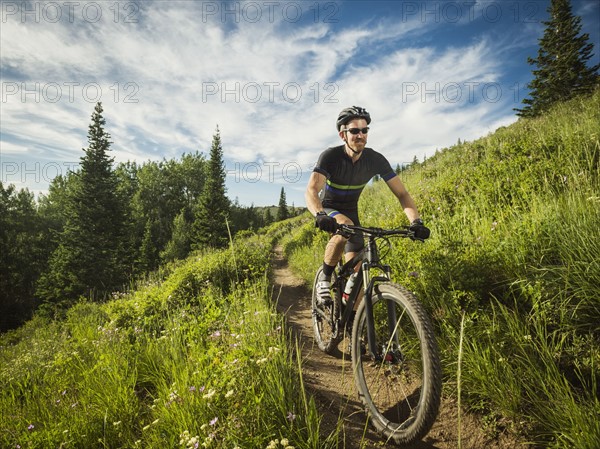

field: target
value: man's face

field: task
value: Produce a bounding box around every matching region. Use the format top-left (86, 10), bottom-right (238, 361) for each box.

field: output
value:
top-left (339, 118), bottom-right (368, 152)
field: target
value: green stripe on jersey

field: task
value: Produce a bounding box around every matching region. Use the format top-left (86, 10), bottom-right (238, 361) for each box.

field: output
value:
top-left (326, 180), bottom-right (368, 190)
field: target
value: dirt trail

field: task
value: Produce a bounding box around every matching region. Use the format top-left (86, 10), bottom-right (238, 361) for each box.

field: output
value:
top-left (270, 245), bottom-right (527, 449)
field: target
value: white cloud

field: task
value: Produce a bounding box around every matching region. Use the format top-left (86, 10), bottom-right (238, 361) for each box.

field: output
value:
top-left (1, 1), bottom-right (524, 205)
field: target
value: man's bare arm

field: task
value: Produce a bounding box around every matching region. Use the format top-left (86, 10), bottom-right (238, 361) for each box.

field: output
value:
top-left (305, 172), bottom-right (327, 216)
top-left (386, 176), bottom-right (420, 223)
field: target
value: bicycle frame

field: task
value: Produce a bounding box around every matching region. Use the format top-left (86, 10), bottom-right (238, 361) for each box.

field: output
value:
top-left (337, 229), bottom-right (400, 358)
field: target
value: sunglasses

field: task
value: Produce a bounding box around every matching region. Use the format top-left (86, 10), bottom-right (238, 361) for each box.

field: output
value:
top-left (344, 127), bottom-right (369, 135)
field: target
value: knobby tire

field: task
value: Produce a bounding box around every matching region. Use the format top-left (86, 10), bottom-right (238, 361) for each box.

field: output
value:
top-left (351, 282), bottom-right (442, 445)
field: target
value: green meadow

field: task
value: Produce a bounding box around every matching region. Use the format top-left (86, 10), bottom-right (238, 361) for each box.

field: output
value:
top-left (2, 90), bottom-right (599, 448)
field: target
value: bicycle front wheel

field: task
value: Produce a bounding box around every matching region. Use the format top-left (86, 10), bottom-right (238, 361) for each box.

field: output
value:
top-left (351, 282), bottom-right (441, 445)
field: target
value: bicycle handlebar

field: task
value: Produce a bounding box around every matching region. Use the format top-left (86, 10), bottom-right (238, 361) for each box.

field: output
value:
top-left (336, 223), bottom-right (416, 239)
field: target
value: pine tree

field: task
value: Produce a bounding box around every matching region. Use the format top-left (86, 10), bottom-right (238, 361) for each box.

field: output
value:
top-left (0, 183), bottom-right (46, 330)
top-left (137, 219), bottom-right (159, 272)
top-left (277, 187), bottom-right (289, 221)
top-left (161, 209), bottom-right (192, 262)
top-left (192, 127), bottom-right (230, 248)
top-left (264, 207), bottom-right (273, 225)
top-left (37, 102), bottom-right (129, 310)
top-left (516, 0), bottom-right (599, 117)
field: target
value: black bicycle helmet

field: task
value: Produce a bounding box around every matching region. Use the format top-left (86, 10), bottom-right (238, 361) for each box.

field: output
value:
top-left (336, 106), bottom-right (371, 131)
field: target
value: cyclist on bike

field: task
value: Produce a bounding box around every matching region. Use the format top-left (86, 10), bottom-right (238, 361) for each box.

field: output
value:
top-left (305, 105), bottom-right (430, 306)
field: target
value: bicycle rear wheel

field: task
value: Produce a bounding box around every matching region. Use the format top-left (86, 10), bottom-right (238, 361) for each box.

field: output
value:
top-left (351, 282), bottom-right (441, 445)
top-left (311, 268), bottom-right (342, 354)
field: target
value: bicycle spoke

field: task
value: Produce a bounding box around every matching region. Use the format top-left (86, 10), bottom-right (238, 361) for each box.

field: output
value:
top-left (360, 323), bottom-right (423, 427)
top-left (352, 283), bottom-right (441, 445)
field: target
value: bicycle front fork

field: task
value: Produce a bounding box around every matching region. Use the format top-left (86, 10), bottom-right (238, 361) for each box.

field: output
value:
top-left (361, 262), bottom-right (398, 360)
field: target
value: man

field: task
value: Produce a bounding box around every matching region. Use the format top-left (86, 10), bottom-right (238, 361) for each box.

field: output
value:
top-left (305, 106), bottom-right (430, 305)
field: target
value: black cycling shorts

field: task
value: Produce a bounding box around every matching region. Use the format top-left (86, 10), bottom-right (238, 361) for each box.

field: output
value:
top-left (323, 208), bottom-right (364, 253)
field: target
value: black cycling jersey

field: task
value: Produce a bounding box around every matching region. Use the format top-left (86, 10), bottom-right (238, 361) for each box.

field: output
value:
top-left (313, 145), bottom-right (397, 211)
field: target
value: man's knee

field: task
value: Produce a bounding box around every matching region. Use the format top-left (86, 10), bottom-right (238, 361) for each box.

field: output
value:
top-left (330, 233), bottom-right (347, 245)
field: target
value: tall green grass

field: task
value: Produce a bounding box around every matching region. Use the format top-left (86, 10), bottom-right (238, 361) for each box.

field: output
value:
top-left (1, 231), bottom-right (332, 449)
top-left (284, 90), bottom-right (600, 447)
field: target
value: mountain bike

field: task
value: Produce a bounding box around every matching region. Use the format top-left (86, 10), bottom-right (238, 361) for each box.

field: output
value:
top-left (311, 223), bottom-right (442, 445)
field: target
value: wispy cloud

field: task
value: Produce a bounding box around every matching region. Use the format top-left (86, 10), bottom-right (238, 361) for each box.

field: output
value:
top-left (4, 1), bottom-right (593, 204)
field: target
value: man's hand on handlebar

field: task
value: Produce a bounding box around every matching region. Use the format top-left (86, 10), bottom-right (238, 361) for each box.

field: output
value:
top-left (409, 218), bottom-right (430, 241)
top-left (315, 212), bottom-right (338, 233)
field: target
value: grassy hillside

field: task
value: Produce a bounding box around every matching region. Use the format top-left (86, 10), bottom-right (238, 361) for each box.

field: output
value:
top-left (0, 219), bottom-right (333, 449)
top-left (2, 91), bottom-right (597, 448)
top-left (284, 90), bottom-right (599, 448)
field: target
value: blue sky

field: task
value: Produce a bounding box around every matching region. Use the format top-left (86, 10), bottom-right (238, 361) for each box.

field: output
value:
top-left (1, 1), bottom-right (599, 207)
